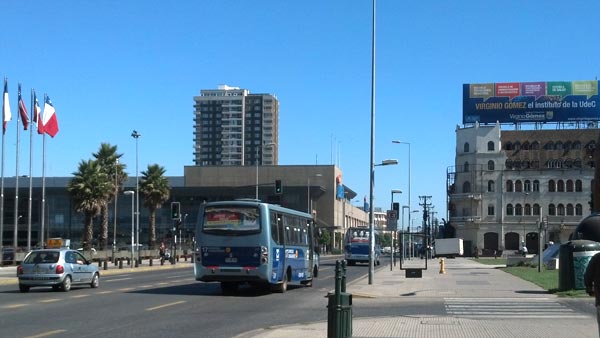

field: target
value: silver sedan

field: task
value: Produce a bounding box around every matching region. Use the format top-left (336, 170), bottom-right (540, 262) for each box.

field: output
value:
top-left (17, 249), bottom-right (100, 292)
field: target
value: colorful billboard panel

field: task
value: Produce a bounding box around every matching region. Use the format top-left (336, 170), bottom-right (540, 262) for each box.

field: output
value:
top-left (463, 80), bottom-right (600, 124)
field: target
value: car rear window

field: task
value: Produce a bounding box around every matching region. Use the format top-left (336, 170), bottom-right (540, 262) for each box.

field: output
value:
top-left (25, 251), bottom-right (60, 264)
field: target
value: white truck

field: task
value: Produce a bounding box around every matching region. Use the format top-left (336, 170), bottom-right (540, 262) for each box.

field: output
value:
top-left (433, 238), bottom-right (464, 258)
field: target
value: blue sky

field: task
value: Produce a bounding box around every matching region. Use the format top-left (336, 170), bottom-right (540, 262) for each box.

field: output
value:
top-left (2, 1), bottom-right (599, 225)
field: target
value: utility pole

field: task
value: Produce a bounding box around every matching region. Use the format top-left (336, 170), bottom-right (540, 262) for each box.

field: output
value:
top-left (419, 195), bottom-right (433, 256)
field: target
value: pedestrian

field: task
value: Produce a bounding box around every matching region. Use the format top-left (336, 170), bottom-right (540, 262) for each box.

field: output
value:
top-left (585, 252), bottom-right (600, 337)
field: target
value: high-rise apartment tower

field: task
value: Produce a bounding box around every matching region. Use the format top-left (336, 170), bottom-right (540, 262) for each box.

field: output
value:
top-left (193, 85), bottom-right (279, 166)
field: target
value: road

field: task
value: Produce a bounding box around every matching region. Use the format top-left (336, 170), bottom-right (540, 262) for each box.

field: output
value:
top-left (0, 256), bottom-right (396, 338)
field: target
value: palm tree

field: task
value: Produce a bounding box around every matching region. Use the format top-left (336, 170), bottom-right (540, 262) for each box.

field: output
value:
top-left (92, 143), bottom-right (127, 250)
top-left (67, 160), bottom-right (112, 250)
top-left (140, 164), bottom-right (170, 249)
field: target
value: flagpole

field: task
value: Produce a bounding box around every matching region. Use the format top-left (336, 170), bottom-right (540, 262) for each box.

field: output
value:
top-left (40, 94), bottom-right (47, 248)
top-left (27, 89), bottom-right (34, 251)
top-left (0, 77), bottom-right (7, 258)
top-left (13, 85), bottom-right (21, 250)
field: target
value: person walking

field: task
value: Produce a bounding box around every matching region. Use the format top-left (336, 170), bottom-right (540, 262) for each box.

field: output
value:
top-left (585, 252), bottom-right (600, 337)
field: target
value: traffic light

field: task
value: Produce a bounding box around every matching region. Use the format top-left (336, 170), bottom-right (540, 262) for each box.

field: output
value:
top-left (171, 202), bottom-right (181, 220)
top-left (275, 179), bottom-right (282, 194)
top-left (392, 202), bottom-right (400, 215)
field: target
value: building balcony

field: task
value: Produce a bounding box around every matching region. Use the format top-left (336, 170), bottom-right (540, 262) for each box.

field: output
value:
top-left (448, 193), bottom-right (482, 201)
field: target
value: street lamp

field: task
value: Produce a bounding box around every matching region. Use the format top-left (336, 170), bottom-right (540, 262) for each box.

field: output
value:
top-left (392, 140), bottom-right (411, 230)
top-left (124, 190), bottom-right (135, 266)
top-left (390, 189), bottom-right (402, 270)
top-left (131, 130), bottom-right (141, 263)
top-left (255, 142), bottom-right (276, 200)
top-left (307, 174), bottom-right (323, 213)
top-left (368, 158), bottom-right (397, 284)
top-left (112, 159), bottom-right (119, 263)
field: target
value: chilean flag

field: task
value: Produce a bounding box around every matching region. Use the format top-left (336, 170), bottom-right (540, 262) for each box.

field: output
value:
top-left (33, 91), bottom-right (43, 134)
top-left (42, 96), bottom-right (59, 137)
top-left (2, 79), bottom-right (12, 135)
top-left (18, 84), bottom-right (29, 130)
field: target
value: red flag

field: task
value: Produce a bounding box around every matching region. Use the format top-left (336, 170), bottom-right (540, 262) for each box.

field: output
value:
top-left (32, 91), bottom-right (43, 134)
top-left (42, 96), bottom-right (58, 137)
top-left (18, 84), bottom-right (29, 130)
top-left (2, 78), bottom-right (12, 134)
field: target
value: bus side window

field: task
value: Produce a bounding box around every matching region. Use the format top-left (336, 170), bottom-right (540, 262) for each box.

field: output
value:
top-left (270, 211), bottom-right (280, 244)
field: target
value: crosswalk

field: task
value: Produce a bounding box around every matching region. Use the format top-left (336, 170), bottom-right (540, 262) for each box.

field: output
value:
top-left (444, 297), bottom-right (591, 319)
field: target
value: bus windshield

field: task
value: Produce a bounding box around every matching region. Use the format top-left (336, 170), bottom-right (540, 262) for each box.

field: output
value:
top-left (202, 206), bottom-right (261, 234)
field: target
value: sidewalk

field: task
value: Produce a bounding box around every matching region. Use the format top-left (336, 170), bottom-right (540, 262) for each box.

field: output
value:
top-left (235, 257), bottom-right (597, 338)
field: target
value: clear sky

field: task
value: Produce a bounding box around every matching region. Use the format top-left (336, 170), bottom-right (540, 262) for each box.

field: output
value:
top-left (2, 0), bottom-right (600, 225)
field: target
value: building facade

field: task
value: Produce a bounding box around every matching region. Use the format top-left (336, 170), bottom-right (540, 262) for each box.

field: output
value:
top-left (448, 122), bottom-right (597, 255)
top-left (193, 85), bottom-right (279, 166)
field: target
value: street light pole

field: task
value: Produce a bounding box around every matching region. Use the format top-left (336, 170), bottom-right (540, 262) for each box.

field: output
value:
top-left (124, 190), bottom-right (135, 266)
top-left (368, 0), bottom-right (377, 285)
top-left (392, 140), bottom-right (411, 231)
top-left (131, 130), bottom-right (141, 263)
top-left (112, 159), bottom-right (119, 262)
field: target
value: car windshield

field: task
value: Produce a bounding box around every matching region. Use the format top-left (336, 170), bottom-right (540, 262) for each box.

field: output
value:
top-left (24, 251), bottom-right (60, 264)
top-left (202, 206), bottom-right (261, 234)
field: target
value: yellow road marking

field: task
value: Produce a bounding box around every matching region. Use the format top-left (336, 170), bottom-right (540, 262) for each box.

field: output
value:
top-left (71, 294), bottom-right (89, 298)
top-left (24, 329), bottom-right (66, 338)
top-left (98, 290), bottom-right (113, 294)
top-left (3, 303), bottom-right (27, 309)
top-left (146, 300), bottom-right (186, 311)
top-left (118, 287), bottom-right (135, 291)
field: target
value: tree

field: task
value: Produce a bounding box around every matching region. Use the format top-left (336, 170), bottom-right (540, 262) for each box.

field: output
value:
top-left (92, 143), bottom-right (127, 250)
top-left (67, 160), bottom-right (112, 250)
top-left (140, 164), bottom-right (170, 249)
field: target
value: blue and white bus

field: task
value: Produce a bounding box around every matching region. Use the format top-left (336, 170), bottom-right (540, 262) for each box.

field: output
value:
top-left (344, 227), bottom-right (381, 266)
top-left (194, 200), bottom-right (319, 293)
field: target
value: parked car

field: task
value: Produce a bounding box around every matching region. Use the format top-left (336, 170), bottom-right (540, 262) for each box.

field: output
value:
top-left (17, 248), bottom-right (100, 292)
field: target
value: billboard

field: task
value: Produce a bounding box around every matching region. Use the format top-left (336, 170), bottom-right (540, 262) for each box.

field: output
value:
top-left (463, 80), bottom-right (600, 124)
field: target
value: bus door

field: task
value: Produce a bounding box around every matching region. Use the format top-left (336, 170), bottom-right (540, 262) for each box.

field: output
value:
top-left (271, 212), bottom-right (285, 283)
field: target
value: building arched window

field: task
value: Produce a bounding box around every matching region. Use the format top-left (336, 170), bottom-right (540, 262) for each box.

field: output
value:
top-left (505, 142), bottom-right (512, 151)
top-left (487, 141), bottom-right (495, 151)
top-left (533, 204), bottom-right (541, 216)
top-left (557, 180), bottom-right (565, 192)
top-left (464, 142), bottom-right (470, 153)
top-left (506, 204), bottom-right (514, 216)
top-left (462, 181), bottom-right (471, 193)
top-left (575, 179), bottom-right (582, 192)
top-left (524, 204), bottom-right (531, 216)
top-left (515, 204), bottom-right (523, 216)
top-left (524, 180), bottom-right (531, 192)
top-left (545, 141), bottom-right (554, 150)
top-left (548, 180), bottom-right (556, 192)
top-left (557, 204), bottom-right (565, 216)
top-left (533, 180), bottom-right (540, 192)
top-left (515, 180), bottom-right (523, 192)
top-left (522, 141), bottom-right (530, 150)
top-left (487, 180), bottom-right (495, 192)
top-left (464, 161), bottom-right (470, 172)
top-left (566, 180), bottom-right (574, 192)
top-left (548, 204), bottom-right (556, 216)
top-left (488, 160), bottom-right (495, 171)
top-left (531, 141), bottom-right (540, 150)
top-left (506, 180), bottom-right (514, 192)
top-left (567, 204), bottom-right (574, 216)
top-left (573, 141), bottom-right (582, 150)
top-left (576, 204), bottom-right (583, 216)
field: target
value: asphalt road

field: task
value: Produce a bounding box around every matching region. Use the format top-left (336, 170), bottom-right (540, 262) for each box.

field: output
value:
top-left (0, 256), bottom-right (408, 338)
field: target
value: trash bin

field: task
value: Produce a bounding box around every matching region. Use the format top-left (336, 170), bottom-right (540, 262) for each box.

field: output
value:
top-left (558, 240), bottom-right (600, 291)
top-left (327, 292), bottom-right (352, 338)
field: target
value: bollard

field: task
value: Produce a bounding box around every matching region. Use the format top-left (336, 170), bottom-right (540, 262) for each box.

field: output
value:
top-left (439, 258), bottom-right (446, 274)
top-left (127, 257), bottom-right (131, 266)
top-left (135, 259), bottom-right (139, 268)
top-left (184, 255), bottom-right (188, 262)
top-left (327, 260), bottom-right (352, 338)
top-left (119, 258), bottom-right (123, 269)
top-left (149, 258), bottom-right (153, 266)
top-left (103, 260), bottom-right (108, 270)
